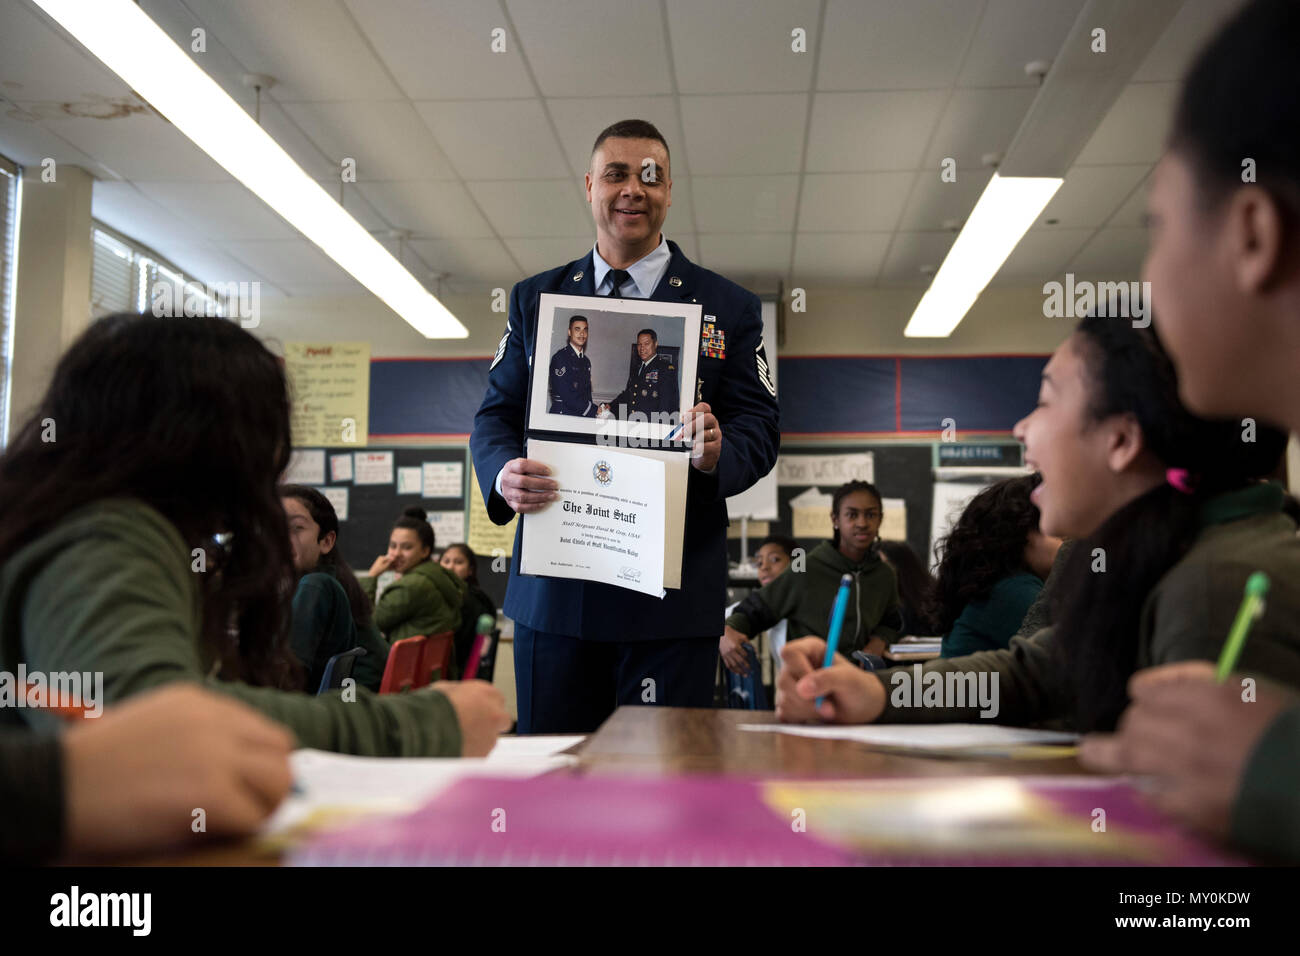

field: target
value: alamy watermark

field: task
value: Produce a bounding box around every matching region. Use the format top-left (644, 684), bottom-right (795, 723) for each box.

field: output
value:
top-left (0, 665), bottom-right (103, 717)
top-left (1043, 273), bottom-right (1151, 328)
top-left (888, 663), bottom-right (1000, 719)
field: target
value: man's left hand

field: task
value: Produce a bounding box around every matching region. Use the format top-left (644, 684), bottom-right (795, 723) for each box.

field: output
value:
top-left (683, 402), bottom-right (721, 473)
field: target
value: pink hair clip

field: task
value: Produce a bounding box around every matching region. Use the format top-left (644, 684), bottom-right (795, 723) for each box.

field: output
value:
top-left (1166, 467), bottom-right (1198, 494)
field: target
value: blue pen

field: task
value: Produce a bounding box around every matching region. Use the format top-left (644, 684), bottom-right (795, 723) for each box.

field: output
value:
top-left (816, 573), bottom-right (853, 711)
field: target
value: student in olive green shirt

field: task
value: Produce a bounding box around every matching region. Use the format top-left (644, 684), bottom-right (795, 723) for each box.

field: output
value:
top-left (361, 508), bottom-right (465, 647)
top-left (1076, 0), bottom-right (1300, 864)
top-left (776, 316), bottom-right (1300, 863)
top-left (0, 314), bottom-right (508, 761)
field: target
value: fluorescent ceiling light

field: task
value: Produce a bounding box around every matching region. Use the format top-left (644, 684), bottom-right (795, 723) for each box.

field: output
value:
top-left (34, 0), bottom-right (467, 339)
top-left (903, 173), bottom-right (1062, 338)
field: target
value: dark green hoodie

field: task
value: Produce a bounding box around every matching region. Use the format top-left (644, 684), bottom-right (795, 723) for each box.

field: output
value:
top-left (360, 558), bottom-right (465, 645)
top-left (725, 541), bottom-right (901, 656)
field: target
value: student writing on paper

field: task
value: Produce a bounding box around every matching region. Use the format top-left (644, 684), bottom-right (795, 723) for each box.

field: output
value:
top-left (777, 316), bottom-right (1300, 737)
top-left (1079, 0), bottom-right (1300, 863)
top-left (281, 485), bottom-right (388, 692)
top-left (877, 540), bottom-right (939, 638)
top-left (723, 482), bottom-right (902, 672)
top-left (361, 508), bottom-right (465, 646)
top-left (932, 476), bottom-right (1062, 657)
top-left (0, 315), bottom-right (508, 757)
top-left (439, 543), bottom-right (497, 676)
top-left (720, 534), bottom-right (796, 676)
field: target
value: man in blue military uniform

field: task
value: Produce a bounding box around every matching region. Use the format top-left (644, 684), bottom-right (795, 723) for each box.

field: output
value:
top-left (601, 328), bottom-right (678, 419)
top-left (472, 119), bottom-right (780, 733)
top-left (548, 315), bottom-right (597, 417)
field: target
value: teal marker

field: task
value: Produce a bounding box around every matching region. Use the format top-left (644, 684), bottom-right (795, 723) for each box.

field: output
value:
top-left (816, 573), bottom-right (854, 710)
top-left (1216, 571), bottom-right (1269, 683)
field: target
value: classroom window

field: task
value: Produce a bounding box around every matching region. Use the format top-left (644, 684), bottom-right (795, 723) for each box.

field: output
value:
top-left (89, 223), bottom-right (226, 319)
top-left (0, 154), bottom-right (19, 449)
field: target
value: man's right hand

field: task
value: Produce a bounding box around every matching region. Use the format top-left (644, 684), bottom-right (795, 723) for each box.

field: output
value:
top-left (776, 637), bottom-right (886, 724)
top-left (434, 680), bottom-right (512, 756)
top-left (499, 457), bottom-right (560, 514)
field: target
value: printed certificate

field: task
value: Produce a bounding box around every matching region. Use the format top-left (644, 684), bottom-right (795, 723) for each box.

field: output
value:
top-left (520, 439), bottom-right (666, 597)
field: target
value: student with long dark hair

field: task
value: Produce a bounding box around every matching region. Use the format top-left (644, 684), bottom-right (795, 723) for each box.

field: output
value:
top-left (877, 540), bottom-right (938, 637)
top-left (932, 476), bottom-right (1062, 657)
top-left (776, 315), bottom-right (1300, 736)
top-left (281, 485), bottom-right (388, 692)
top-left (722, 481), bottom-right (901, 674)
top-left (0, 314), bottom-right (508, 756)
top-left (439, 543), bottom-right (496, 675)
top-left (362, 508), bottom-right (465, 645)
top-left (1079, 0), bottom-right (1300, 861)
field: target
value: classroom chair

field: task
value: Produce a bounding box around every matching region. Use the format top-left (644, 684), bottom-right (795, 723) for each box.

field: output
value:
top-left (418, 631), bottom-right (454, 685)
top-left (468, 627), bottom-right (501, 683)
top-left (378, 635), bottom-right (427, 694)
top-left (317, 646), bottom-right (367, 695)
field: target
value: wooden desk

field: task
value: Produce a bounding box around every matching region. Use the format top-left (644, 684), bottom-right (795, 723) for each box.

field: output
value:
top-left (575, 706), bottom-right (1087, 778)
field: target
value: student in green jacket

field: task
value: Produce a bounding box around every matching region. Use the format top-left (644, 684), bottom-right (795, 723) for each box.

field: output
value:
top-left (439, 543), bottom-right (497, 676)
top-left (776, 314), bottom-right (1300, 747)
top-left (1077, 0), bottom-right (1300, 863)
top-left (933, 475), bottom-right (1062, 657)
top-left (361, 508), bottom-right (465, 647)
top-left (0, 314), bottom-right (509, 757)
top-left (720, 480), bottom-right (902, 675)
top-left (281, 485), bottom-right (388, 692)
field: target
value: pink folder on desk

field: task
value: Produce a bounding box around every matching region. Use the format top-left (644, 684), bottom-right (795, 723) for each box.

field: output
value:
top-left (289, 774), bottom-right (1240, 867)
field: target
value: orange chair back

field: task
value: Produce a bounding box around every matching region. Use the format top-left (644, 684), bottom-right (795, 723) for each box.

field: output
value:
top-left (378, 635), bottom-right (427, 694)
top-left (418, 631), bottom-right (455, 686)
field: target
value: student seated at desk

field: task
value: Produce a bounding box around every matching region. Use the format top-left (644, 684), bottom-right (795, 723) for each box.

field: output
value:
top-left (932, 476), bottom-right (1062, 657)
top-left (361, 508), bottom-right (465, 645)
top-left (777, 315), bottom-right (1300, 741)
top-left (0, 314), bottom-right (508, 757)
top-left (2, 684), bottom-right (292, 862)
top-left (439, 543), bottom-right (496, 675)
top-left (723, 481), bottom-right (901, 671)
top-left (1078, 0), bottom-right (1300, 863)
top-left (720, 534), bottom-right (796, 676)
top-left (877, 540), bottom-right (938, 638)
top-left (281, 485), bottom-right (388, 692)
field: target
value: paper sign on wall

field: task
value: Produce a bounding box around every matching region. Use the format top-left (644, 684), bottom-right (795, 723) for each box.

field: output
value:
top-left (284, 342), bottom-right (370, 448)
top-left (777, 453), bottom-right (874, 486)
top-left (789, 486), bottom-right (833, 539)
top-left (284, 448), bottom-right (325, 485)
top-left (428, 510), bottom-right (467, 548)
top-left (397, 467), bottom-right (423, 495)
top-left (422, 461), bottom-right (464, 499)
top-left (316, 486), bottom-right (349, 521)
top-left (354, 451), bottom-right (394, 485)
top-left (468, 463), bottom-right (516, 558)
top-left (329, 454), bottom-right (353, 483)
top-left (880, 498), bottom-right (908, 542)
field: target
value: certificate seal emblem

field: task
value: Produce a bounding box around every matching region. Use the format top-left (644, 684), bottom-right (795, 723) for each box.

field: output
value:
top-left (592, 461), bottom-right (613, 485)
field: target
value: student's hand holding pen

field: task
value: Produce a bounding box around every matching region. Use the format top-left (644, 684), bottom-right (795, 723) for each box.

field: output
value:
top-left (776, 637), bottom-right (885, 724)
top-left (1079, 661), bottom-right (1295, 839)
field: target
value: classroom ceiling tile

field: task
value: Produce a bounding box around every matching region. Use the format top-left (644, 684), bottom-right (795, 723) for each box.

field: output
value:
top-left (1073, 83), bottom-right (1180, 166)
top-left (0, 111), bottom-right (98, 170)
top-left (921, 88), bottom-right (1037, 170)
top-left (679, 95), bottom-right (807, 175)
top-left (1106, 171), bottom-right (1153, 228)
top-left (798, 172), bottom-right (914, 233)
top-left (354, 180), bottom-right (495, 238)
top-left (503, 236), bottom-right (595, 276)
top-left (1132, 0), bottom-right (1247, 83)
top-left (132, 182), bottom-right (298, 241)
top-left (1039, 164), bottom-right (1150, 229)
top-left (805, 91), bottom-right (947, 173)
top-left (219, 237), bottom-right (350, 285)
top-left (691, 175), bottom-right (799, 234)
top-left (39, 112), bottom-right (231, 182)
top-left (1065, 226), bottom-right (1150, 276)
top-left (995, 226), bottom-right (1094, 284)
top-left (414, 99), bottom-right (570, 180)
top-left (792, 233), bottom-right (892, 285)
top-left (505, 0), bottom-right (672, 98)
top-left (329, 182), bottom-right (389, 232)
top-left (256, 102), bottom-right (344, 182)
top-left (548, 95), bottom-right (685, 176)
top-left (955, 0), bottom-right (1086, 88)
top-left (0, 0), bottom-right (132, 103)
top-left (817, 0), bottom-right (983, 91)
top-left (93, 181), bottom-right (199, 247)
top-left (666, 0), bottom-right (820, 94)
top-left (896, 169), bottom-right (993, 232)
top-left (281, 101), bottom-right (458, 182)
top-left (154, 240), bottom-right (277, 289)
top-left (694, 233), bottom-right (792, 279)
top-left (469, 179), bottom-right (592, 239)
top-left (407, 237), bottom-right (523, 285)
top-left (878, 231), bottom-right (956, 284)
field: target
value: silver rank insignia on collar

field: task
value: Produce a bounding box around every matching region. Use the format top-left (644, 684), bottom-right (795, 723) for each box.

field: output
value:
top-left (669, 276), bottom-right (682, 286)
top-left (573, 271), bottom-right (583, 281)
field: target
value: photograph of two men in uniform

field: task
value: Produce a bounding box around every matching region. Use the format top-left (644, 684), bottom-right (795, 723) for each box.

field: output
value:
top-left (544, 306), bottom-right (685, 426)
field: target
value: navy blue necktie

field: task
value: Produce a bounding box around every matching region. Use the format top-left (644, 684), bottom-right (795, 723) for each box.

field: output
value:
top-left (606, 269), bottom-right (631, 297)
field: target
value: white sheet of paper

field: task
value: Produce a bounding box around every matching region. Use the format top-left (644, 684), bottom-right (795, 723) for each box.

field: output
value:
top-left (422, 461), bottom-right (464, 498)
top-left (316, 486), bottom-right (348, 521)
top-left (485, 735), bottom-right (585, 760)
top-left (353, 450), bottom-right (394, 485)
top-left (427, 510), bottom-right (466, 547)
top-left (284, 448), bottom-right (325, 485)
top-left (521, 439), bottom-right (666, 597)
top-left (738, 724), bottom-right (1078, 749)
top-left (396, 466), bottom-right (422, 494)
top-left (329, 453), bottom-right (353, 483)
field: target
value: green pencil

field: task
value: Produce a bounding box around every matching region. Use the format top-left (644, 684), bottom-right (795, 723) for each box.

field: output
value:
top-left (1215, 571), bottom-right (1270, 683)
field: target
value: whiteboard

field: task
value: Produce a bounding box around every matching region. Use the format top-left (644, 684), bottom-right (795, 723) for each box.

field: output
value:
top-left (726, 299), bottom-right (779, 520)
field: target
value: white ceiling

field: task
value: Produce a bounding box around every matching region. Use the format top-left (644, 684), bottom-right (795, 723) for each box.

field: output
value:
top-left (0, 0), bottom-right (1247, 301)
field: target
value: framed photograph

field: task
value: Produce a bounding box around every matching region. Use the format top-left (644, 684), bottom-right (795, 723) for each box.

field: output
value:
top-left (528, 292), bottom-right (702, 444)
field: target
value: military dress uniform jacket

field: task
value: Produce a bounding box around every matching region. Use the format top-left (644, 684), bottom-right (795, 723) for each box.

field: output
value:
top-left (548, 345), bottom-right (596, 417)
top-left (610, 351), bottom-right (678, 417)
top-left (471, 240), bottom-right (780, 641)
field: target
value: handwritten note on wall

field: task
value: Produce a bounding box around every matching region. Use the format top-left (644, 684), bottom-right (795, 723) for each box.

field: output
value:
top-left (284, 342), bottom-right (370, 448)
